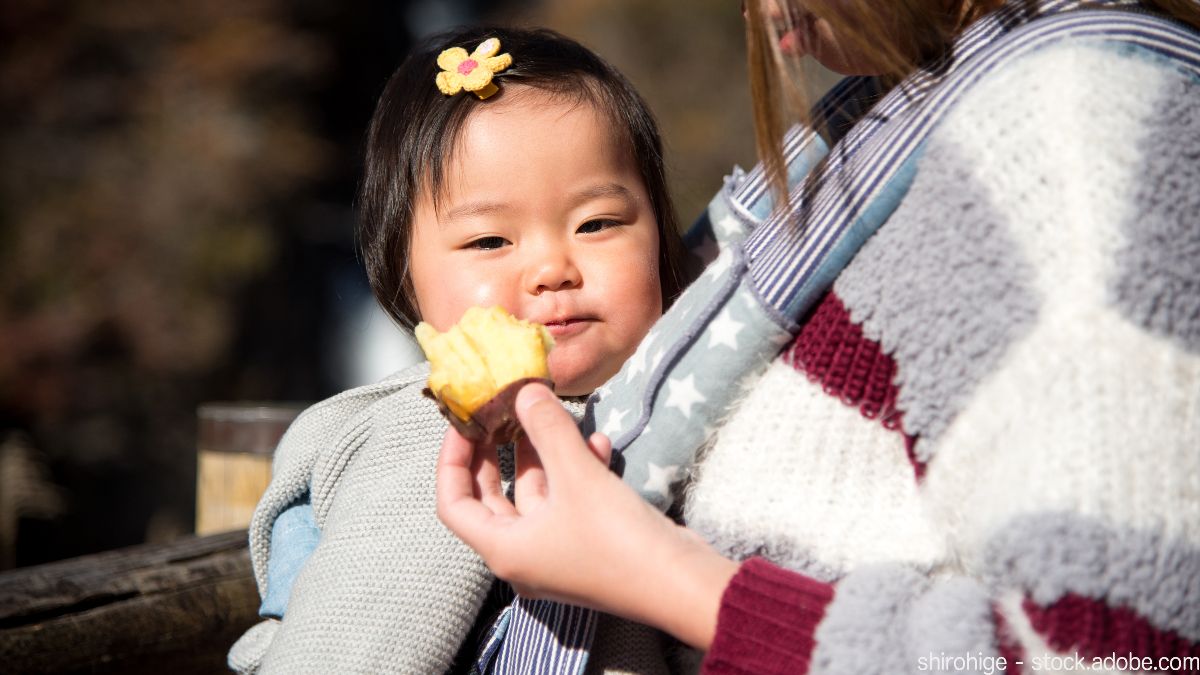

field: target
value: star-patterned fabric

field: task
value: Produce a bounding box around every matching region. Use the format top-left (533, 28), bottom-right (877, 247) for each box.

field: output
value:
top-left (585, 244), bottom-right (796, 508)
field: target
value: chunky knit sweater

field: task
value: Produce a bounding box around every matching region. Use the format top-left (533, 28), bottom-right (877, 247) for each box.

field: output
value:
top-left (688, 25), bottom-right (1200, 675)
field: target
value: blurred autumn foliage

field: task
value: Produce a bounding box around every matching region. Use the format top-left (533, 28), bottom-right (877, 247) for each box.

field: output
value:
top-left (1, 1), bottom-right (329, 397)
top-left (0, 0), bottom-right (380, 566)
top-left (0, 0), bottom-right (763, 568)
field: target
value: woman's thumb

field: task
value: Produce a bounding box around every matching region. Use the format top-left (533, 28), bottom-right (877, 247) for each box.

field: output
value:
top-left (515, 382), bottom-right (583, 474)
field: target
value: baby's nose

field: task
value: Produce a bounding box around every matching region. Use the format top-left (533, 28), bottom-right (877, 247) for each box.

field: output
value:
top-left (528, 250), bottom-right (582, 294)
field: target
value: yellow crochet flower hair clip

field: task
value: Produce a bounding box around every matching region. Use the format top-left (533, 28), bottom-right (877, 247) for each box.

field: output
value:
top-left (436, 37), bottom-right (513, 100)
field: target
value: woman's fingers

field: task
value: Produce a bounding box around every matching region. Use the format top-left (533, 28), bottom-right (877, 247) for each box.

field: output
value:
top-left (513, 434), bottom-right (549, 512)
top-left (438, 386), bottom-right (736, 648)
top-left (442, 385), bottom-right (610, 531)
top-left (470, 438), bottom-right (515, 516)
top-left (436, 425), bottom-right (515, 542)
top-left (510, 384), bottom-right (612, 512)
top-left (514, 383), bottom-right (598, 479)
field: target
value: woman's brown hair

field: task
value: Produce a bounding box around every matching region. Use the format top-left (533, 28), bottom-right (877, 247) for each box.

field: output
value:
top-left (745, 0), bottom-right (1200, 204)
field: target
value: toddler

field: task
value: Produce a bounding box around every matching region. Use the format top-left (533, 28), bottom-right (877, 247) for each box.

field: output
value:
top-left (228, 25), bottom-right (687, 674)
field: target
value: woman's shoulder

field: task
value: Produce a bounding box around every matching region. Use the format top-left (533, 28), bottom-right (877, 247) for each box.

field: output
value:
top-left (924, 15), bottom-right (1200, 179)
top-left (842, 11), bottom-right (1200, 369)
top-left (942, 10), bottom-right (1200, 126)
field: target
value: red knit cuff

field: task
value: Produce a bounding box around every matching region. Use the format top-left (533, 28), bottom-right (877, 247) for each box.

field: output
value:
top-left (702, 557), bottom-right (835, 675)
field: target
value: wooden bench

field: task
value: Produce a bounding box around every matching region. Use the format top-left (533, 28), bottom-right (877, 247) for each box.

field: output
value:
top-left (0, 531), bottom-right (259, 674)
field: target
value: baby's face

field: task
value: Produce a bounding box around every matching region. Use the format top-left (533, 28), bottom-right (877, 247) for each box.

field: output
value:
top-left (409, 88), bottom-right (662, 397)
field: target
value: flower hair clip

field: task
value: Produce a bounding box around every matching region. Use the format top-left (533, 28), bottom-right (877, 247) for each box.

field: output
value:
top-left (436, 37), bottom-right (513, 100)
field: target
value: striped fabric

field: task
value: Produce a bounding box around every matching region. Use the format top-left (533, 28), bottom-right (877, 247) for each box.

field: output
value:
top-left (476, 598), bottom-right (596, 675)
top-left (724, 76), bottom-right (882, 226)
top-left (470, 604), bottom-right (512, 674)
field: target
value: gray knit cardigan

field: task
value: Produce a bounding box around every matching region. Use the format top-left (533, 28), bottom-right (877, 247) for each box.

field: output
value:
top-left (228, 362), bottom-right (675, 674)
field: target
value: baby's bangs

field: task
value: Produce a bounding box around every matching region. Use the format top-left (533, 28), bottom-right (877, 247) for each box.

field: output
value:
top-left (424, 75), bottom-right (630, 214)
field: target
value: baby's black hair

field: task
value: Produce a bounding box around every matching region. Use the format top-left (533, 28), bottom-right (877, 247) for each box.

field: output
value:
top-left (358, 25), bottom-right (687, 329)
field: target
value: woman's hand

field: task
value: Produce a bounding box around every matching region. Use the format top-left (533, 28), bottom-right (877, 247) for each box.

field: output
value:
top-left (436, 382), bottom-right (739, 650)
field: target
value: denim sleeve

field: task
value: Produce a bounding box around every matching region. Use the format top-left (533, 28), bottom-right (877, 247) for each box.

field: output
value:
top-left (258, 492), bottom-right (320, 619)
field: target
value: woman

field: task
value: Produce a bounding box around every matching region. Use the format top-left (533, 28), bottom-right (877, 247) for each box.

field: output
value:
top-left (438, 1), bottom-right (1200, 673)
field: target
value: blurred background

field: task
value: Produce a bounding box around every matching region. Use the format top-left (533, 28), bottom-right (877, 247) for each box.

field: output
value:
top-left (0, 0), bottom-right (767, 569)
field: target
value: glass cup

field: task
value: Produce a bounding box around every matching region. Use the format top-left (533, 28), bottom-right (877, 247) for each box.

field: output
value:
top-left (195, 403), bottom-right (305, 535)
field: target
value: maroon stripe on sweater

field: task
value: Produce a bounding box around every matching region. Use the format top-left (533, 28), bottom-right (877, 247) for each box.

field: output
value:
top-left (782, 291), bottom-right (924, 477)
top-left (703, 557), bottom-right (835, 675)
top-left (1023, 594), bottom-right (1200, 668)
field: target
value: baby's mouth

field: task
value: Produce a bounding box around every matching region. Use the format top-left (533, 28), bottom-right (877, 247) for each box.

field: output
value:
top-left (542, 317), bottom-right (595, 338)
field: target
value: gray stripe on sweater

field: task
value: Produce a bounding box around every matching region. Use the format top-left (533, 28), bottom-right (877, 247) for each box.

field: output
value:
top-left (833, 140), bottom-right (1038, 458)
top-left (811, 565), bottom-right (928, 675)
top-left (983, 511), bottom-right (1200, 642)
top-left (810, 565), bottom-right (1001, 675)
top-left (904, 578), bottom-right (1001, 675)
top-left (1112, 69), bottom-right (1200, 353)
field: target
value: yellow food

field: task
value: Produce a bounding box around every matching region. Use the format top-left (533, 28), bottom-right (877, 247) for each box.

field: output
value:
top-left (414, 306), bottom-right (554, 421)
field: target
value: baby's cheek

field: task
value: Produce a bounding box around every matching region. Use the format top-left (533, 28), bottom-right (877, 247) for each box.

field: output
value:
top-left (547, 345), bottom-right (583, 380)
top-left (546, 342), bottom-right (607, 396)
top-left (424, 280), bottom-right (509, 330)
top-left (465, 275), bottom-right (525, 319)
top-left (469, 284), bottom-right (502, 309)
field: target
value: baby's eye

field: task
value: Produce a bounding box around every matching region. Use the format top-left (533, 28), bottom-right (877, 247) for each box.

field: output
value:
top-left (577, 219), bottom-right (619, 234)
top-left (467, 236), bottom-right (509, 250)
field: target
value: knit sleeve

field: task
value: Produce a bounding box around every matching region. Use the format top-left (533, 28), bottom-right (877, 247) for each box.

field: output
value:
top-left (704, 560), bottom-right (1010, 675)
top-left (255, 383), bottom-right (495, 674)
top-left (704, 558), bottom-right (833, 675)
top-left (701, 39), bottom-right (1200, 675)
